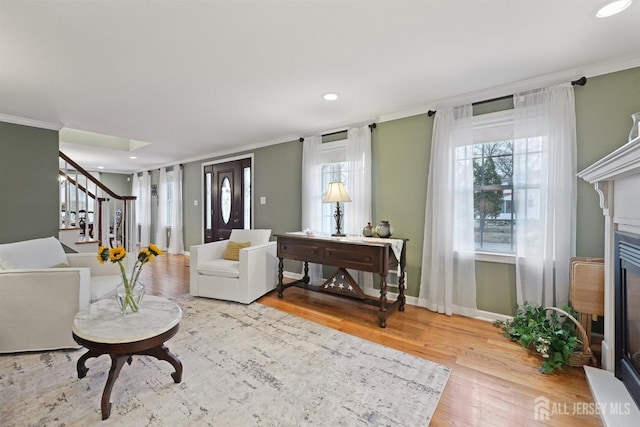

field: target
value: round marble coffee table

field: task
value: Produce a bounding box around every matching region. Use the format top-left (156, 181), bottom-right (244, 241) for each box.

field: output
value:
top-left (71, 295), bottom-right (183, 420)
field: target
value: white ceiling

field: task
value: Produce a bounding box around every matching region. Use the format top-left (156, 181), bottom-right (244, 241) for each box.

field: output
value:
top-left (1, 0), bottom-right (639, 174)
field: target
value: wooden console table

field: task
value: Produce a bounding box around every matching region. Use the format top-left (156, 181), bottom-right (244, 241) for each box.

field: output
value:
top-left (275, 232), bottom-right (407, 328)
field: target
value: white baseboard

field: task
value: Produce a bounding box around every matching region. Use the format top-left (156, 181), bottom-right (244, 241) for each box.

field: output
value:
top-left (283, 271), bottom-right (303, 280)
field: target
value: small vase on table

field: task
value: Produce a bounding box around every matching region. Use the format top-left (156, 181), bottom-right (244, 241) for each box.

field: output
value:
top-left (375, 220), bottom-right (393, 238)
top-left (362, 222), bottom-right (374, 237)
top-left (115, 281), bottom-right (145, 314)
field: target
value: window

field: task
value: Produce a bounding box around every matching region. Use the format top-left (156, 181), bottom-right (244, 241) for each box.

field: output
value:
top-left (423, 86), bottom-right (576, 309)
top-left (321, 162), bottom-right (349, 233)
top-left (457, 112), bottom-right (545, 256)
top-left (302, 127), bottom-right (370, 241)
top-left (472, 140), bottom-right (514, 253)
top-left (319, 139), bottom-right (350, 234)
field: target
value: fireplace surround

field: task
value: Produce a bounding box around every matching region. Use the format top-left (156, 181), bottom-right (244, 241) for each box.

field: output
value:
top-left (578, 135), bottom-right (640, 425)
top-left (614, 231), bottom-right (640, 408)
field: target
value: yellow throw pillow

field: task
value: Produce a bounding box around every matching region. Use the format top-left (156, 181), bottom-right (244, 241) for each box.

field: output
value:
top-left (223, 241), bottom-right (251, 261)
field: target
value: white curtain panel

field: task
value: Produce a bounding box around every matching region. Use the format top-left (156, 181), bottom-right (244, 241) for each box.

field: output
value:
top-left (301, 135), bottom-right (323, 283)
top-left (344, 125), bottom-right (372, 234)
top-left (131, 172), bottom-right (140, 246)
top-left (419, 105), bottom-right (478, 317)
top-left (139, 171), bottom-right (152, 247)
top-left (345, 125), bottom-right (373, 288)
top-left (344, 126), bottom-right (373, 292)
top-left (513, 84), bottom-right (576, 307)
top-left (168, 166), bottom-right (185, 254)
top-left (101, 201), bottom-right (111, 247)
top-left (155, 167), bottom-right (168, 250)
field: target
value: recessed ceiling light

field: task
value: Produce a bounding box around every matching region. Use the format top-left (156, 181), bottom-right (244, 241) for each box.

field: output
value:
top-left (595, 0), bottom-right (633, 17)
top-left (323, 93), bottom-right (339, 101)
top-left (129, 156), bottom-right (137, 159)
top-left (97, 166), bottom-right (105, 170)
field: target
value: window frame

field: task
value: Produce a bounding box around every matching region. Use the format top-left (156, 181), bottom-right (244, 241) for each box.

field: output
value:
top-left (468, 110), bottom-right (518, 263)
top-left (319, 139), bottom-right (349, 235)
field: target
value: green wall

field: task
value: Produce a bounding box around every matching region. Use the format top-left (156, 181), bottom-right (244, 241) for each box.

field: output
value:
top-left (99, 172), bottom-right (131, 198)
top-left (0, 122), bottom-right (59, 244)
top-left (183, 161), bottom-right (203, 248)
top-left (575, 68), bottom-right (640, 257)
top-left (475, 261), bottom-right (517, 314)
top-left (371, 114), bottom-right (432, 296)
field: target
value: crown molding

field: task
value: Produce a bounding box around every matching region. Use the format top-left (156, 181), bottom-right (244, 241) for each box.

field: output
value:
top-left (141, 118), bottom-right (378, 173)
top-left (138, 135), bottom-right (298, 173)
top-left (378, 56), bottom-right (640, 123)
top-left (0, 113), bottom-right (63, 131)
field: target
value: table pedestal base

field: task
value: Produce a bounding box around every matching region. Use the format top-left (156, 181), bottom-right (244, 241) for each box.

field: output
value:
top-left (73, 324), bottom-right (182, 420)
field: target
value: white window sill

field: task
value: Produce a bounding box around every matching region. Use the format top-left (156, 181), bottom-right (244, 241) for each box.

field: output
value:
top-left (475, 251), bottom-right (516, 264)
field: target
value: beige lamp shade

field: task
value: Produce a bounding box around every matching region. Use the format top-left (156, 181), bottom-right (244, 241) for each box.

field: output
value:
top-left (322, 182), bottom-right (352, 203)
top-left (322, 182), bottom-right (350, 236)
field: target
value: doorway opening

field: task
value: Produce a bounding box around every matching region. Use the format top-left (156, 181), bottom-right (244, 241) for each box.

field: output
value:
top-left (203, 157), bottom-right (252, 242)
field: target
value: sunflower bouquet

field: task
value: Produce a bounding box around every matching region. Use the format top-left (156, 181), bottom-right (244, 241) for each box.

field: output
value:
top-left (97, 244), bottom-right (163, 313)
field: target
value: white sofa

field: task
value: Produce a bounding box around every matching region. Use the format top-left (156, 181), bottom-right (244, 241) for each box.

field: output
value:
top-left (190, 229), bottom-right (278, 304)
top-left (0, 237), bottom-right (121, 353)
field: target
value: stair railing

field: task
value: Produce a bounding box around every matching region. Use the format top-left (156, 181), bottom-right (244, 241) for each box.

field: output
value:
top-left (59, 151), bottom-right (137, 251)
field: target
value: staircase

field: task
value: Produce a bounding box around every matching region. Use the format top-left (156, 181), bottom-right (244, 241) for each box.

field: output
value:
top-left (59, 151), bottom-right (136, 252)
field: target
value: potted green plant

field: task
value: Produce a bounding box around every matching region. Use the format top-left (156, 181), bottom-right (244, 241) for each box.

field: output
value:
top-left (494, 302), bottom-right (593, 374)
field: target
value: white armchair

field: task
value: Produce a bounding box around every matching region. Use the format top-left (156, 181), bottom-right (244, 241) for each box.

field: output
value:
top-left (0, 237), bottom-right (121, 353)
top-left (190, 229), bottom-right (278, 304)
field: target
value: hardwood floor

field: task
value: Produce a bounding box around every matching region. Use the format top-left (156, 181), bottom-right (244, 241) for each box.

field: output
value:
top-left (143, 254), bottom-right (602, 426)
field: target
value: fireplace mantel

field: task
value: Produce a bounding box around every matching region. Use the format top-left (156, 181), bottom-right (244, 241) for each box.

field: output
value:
top-left (578, 135), bottom-right (640, 371)
top-left (579, 136), bottom-right (640, 184)
top-left (578, 135), bottom-right (640, 425)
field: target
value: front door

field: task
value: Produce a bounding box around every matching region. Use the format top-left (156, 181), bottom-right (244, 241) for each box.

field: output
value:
top-left (203, 158), bottom-right (251, 242)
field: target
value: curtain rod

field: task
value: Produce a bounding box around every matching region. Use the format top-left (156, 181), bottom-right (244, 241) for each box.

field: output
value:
top-left (299, 122), bottom-right (377, 142)
top-left (427, 76), bottom-right (587, 117)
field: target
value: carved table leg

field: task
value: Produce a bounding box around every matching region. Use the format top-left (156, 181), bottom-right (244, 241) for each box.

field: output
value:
top-left (398, 242), bottom-right (407, 312)
top-left (76, 349), bottom-right (102, 378)
top-left (398, 267), bottom-right (406, 312)
top-left (303, 261), bottom-right (310, 284)
top-left (101, 354), bottom-right (129, 420)
top-left (378, 274), bottom-right (388, 328)
top-left (138, 344), bottom-right (183, 383)
top-left (277, 257), bottom-right (284, 298)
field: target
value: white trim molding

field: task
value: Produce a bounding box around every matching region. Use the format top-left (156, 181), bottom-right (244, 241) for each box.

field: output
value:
top-left (577, 136), bottom-right (640, 183)
top-left (0, 113), bottom-right (63, 131)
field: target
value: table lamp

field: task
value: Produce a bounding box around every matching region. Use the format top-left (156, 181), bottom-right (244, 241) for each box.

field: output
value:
top-left (323, 182), bottom-right (351, 236)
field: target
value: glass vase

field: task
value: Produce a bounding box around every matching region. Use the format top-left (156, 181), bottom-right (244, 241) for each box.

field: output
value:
top-left (629, 112), bottom-right (640, 142)
top-left (115, 281), bottom-right (145, 314)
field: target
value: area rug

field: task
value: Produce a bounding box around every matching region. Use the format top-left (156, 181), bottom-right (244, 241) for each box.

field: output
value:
top-left (0, 296), bottom-right (451, 426)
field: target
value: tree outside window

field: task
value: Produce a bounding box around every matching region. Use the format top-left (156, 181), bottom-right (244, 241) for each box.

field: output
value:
top-left (473, 141), bottom-right (514, 253)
